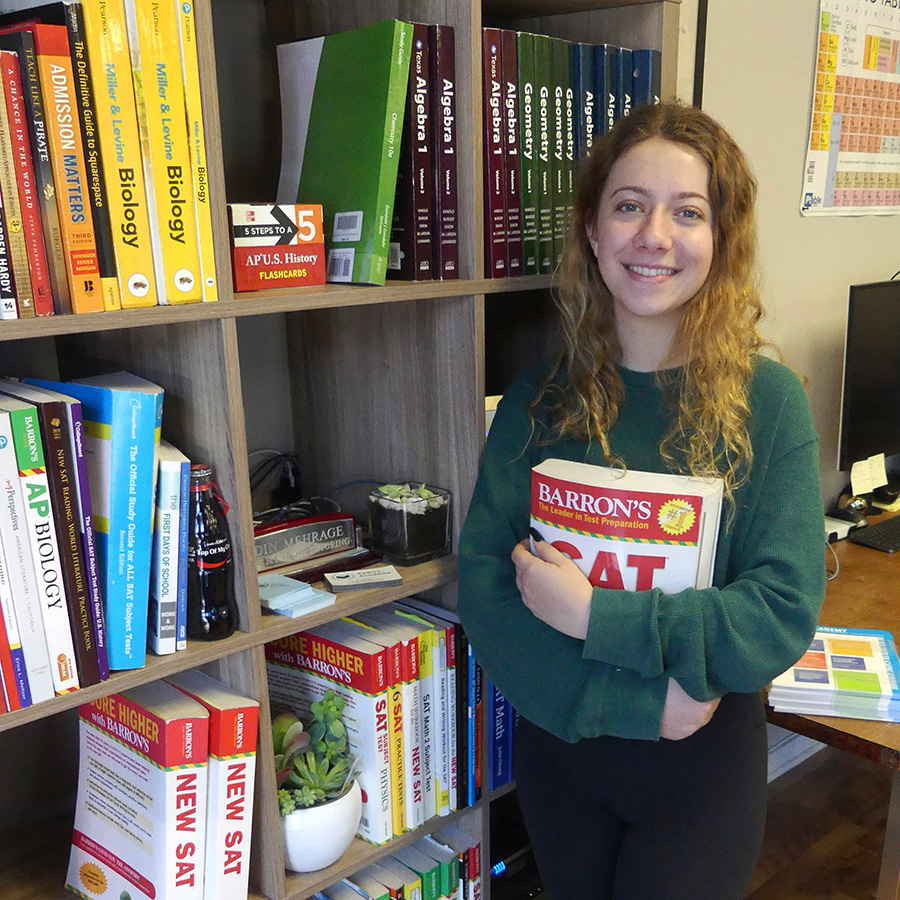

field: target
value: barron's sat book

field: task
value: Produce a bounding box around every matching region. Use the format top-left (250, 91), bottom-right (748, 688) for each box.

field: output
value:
top-left (530, 458), bottom-right (723, 593)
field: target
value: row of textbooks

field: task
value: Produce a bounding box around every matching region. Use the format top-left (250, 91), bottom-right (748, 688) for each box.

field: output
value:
top-left (266, 597), bottom-right (490, 848)
top-left (64, 670), bottom-right (259, 900)
top-left (481, 28), bottom-right (662, 278)
top-left (276, 19), bottom-right (459, 286)
top-left (0, 369), bottom-right (196, 715)
top-left (0, 0), bottom-right (217, 318)
top-left (317, 824), bottom-right (483, 900)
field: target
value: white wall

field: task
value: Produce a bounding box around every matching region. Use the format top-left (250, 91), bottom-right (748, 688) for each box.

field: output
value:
top-left (702, 0), bottom-right (900, 507)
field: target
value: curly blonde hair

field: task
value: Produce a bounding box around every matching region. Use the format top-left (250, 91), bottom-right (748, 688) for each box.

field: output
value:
top-left (538, 101), bottom-right (766, 504)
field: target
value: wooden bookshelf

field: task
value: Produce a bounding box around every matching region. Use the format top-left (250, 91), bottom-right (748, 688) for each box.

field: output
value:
top-left (0, 1), bottom-right (683, 898)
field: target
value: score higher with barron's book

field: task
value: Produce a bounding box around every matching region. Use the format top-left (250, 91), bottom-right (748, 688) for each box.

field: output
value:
top-left (530, 458), bottom-right (723, 592)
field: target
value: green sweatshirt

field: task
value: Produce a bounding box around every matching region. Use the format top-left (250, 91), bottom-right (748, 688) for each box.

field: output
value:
top-left (457, 356), bottom-right (825, 742)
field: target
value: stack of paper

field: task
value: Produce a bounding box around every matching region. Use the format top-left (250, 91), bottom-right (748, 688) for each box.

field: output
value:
top-left (768, 626), bottom-right (900, 722)
top-left (258, 573), bottom-right (336, 618)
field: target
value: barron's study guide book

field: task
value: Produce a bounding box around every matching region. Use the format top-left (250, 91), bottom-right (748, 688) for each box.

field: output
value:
top-left (769, 627), bottom-right (900, 722)
top-left (166, 668), bottom-right (259, 900)
top-left (65, 680), bottom-right (210, 900)
top-left (530, 458), bottom-right (724, 593)
top-left (276, 19), bottom-right (413, 285)
top-left (265, 626), bottom-right (395, 845)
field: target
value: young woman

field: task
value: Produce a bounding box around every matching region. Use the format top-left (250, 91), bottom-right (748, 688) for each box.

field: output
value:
top-left (457, 102), bottom-right (825, 899)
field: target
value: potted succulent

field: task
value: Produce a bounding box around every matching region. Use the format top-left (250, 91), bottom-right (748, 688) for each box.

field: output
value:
top-left (367, 482), bottom-right (452, 565)
top-left (273, 690), bottom-right (362, 872)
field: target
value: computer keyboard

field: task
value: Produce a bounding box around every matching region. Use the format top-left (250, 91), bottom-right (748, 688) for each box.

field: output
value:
top-left (848, 515), bottom-right (900, 553)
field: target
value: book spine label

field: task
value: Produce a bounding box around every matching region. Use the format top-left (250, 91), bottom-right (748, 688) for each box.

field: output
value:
top-left (482, 29), bottom-right (506, 278)
top-left (0, 530), bottom-right (28, 709)
top-left (31, 24), bottom-right (104, 313)
top-left (0, 186), bottom-right (18, 319)
top-left (0, 31), bottom-right (71, 313)
top-left (549, 37), bottom-right (568, 269)
top-left (83, 388), bottom-right (159, 670)
top-left (516, 32), bottom-right (538, 276)
top-left (385, 643), bottom-right (407, 835)
top-left (64, 1), bottom-right (120, 311)
top-left (444, 621), bottom-right (458, 811)
top-left (124, 0), bottom-right (202, 303)
top-left (82, 0), bottom-right (158, 308)
top-left (149, 460), bottom-right (180, 655)
top-left (266, 634), bottom-right (394, 845)
top-left (176, 459), bottom-right (189, 650)
top-left (166, 679), bottom-right (259, 900)
top-left (616, 47), bottom-right (633, 122)
top-left (533, 34), bottom-right (553, 275)
top-left (33, 397), bottom-right (100, 686)
top-left (388, 22), bottom-right (433, 281)
top-left (428, 24), bottom-right (458, 280)
top-left (8, 404), bottom-right (80, 693)
top-left (488, 681), bottom-right (511, 790)
top-left (176, 0), bottom-right (218, 302)
top-left (1, 49), bottom-right (53, 315)
top-left (414, 630), bottom-right (437, 821)
top-left (0, 410), bottom-right (51, 702)
top-left (500, 30), bottom-right (523, 278)
top-left (400, 635), bottom-right (425, 830)
top-left (632, 48), bottom-right (661, 107)
top-left (0, 54), bottom-right (34, 317)
top-left (593, 44), bottom-right (616, 137)
top-left (356, 20), bottom-right (412, 286)
top-left (67, 400), bottom-right (108, 680)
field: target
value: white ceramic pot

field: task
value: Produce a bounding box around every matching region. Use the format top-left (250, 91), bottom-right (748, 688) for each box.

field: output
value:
top-left (281, 780), bottom-right (363, 873)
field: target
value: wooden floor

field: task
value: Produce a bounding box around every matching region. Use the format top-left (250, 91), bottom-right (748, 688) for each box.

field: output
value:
top-left (748, 746), bottom-right (894, 900)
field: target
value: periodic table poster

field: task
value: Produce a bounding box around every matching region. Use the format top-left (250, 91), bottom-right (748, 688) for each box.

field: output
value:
top-left (801, 0), bottom-right (900, 216)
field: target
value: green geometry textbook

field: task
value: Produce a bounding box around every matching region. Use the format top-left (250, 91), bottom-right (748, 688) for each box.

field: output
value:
top-left (277, 20), bottom-right (412, 285)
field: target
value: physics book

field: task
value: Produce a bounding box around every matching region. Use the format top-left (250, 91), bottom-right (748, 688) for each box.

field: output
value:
top-left (769, 627), bottom-right (900, 722)
top-left (65, 681), bottom-right (209, 900)
top-left (166, 668), bottom-right (259, 900)
top-left (531, 458), bottom-right (723, 593)
top-left (276, 19), bottom-right (412, 285)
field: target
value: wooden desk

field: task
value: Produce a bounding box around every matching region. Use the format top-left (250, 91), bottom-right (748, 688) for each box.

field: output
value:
top-left (766, 525), bottom-right (900, 900)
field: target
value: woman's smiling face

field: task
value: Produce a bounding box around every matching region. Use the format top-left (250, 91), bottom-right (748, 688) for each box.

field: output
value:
top-left (587, 137), bottom-right (715, 336)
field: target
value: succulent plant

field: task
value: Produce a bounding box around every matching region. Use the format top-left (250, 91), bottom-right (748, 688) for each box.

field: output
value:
top-left (273, 690), bottom-right (359, 814)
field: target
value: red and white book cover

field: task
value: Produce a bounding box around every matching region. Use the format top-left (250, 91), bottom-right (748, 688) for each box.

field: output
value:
top-left (531, 458), bottom-right (723, 592)
top-left (166, 669), bottom-right (259, 900)
top-left (65, 682), bottom-right (210, 900)
top-left (265, 626), bottom-right (394, 845)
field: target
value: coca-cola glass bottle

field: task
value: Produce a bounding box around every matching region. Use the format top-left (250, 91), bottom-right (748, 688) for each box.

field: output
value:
top-left (187, 463), bottom-right (237, 640)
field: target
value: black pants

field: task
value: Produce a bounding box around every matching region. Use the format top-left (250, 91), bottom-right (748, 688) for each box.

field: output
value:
top-left (513, 691), bottom-right (768, 900)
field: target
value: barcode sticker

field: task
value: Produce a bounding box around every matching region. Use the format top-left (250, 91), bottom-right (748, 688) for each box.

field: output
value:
top-left (387, 242), bottom-right (402, 270)
top-left (332, 210), bottom-right (363, 243)
top-left (327, 248), bottom-right (355, 282)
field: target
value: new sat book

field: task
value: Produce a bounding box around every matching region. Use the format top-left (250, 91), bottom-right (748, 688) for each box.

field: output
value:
top-left (65, 681), bottom-right (210, 900)
top-left (530, 458), bottom-right (723, 592)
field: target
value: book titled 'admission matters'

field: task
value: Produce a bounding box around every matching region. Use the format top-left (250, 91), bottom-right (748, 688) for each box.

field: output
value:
top-left (530, 458), bottom-right (723, 593)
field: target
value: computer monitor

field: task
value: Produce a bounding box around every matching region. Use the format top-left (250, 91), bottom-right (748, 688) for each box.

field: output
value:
top-left (837, 279), bottom-right (900, 472)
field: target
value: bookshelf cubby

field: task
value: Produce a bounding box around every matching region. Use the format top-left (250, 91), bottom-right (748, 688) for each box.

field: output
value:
top-left (0, 1), bottom-right (683, 898)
